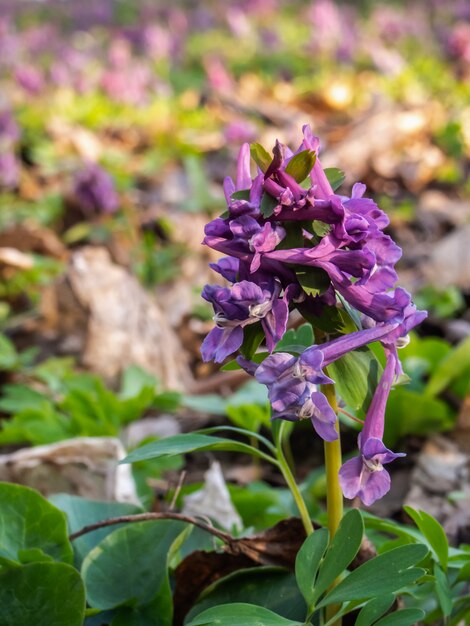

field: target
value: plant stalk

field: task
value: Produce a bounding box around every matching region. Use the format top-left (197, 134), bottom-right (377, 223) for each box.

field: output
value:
top-left (322, 384), bottom-right (343, 539)
top-left (275, 420), bottom-right (314, 536)
top-left (322, 380), bottom-right (343, 626)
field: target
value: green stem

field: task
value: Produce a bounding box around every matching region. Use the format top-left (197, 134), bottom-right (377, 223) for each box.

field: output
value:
top-left (322, 381), bottom-right (343, 626)
top-left (275, 421), bottom-right (314, 536)
top-left (322, 390), bottom-right (343, 538)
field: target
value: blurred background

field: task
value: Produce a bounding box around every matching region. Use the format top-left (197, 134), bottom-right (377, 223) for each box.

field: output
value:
top-left (0, 0), bottom-right (470, 524)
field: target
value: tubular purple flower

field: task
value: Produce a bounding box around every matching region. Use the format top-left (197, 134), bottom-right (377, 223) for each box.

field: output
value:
top-left (338, 351), bottom-right (405, 506)
top-left (273, 386), bottom-right (338, 442)
top-left (201, 280), bottom-right (290, 362)
top-left (209, 257), bottom-right (239, 283)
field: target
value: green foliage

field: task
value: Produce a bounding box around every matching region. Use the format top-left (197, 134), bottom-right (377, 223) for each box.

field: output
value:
top-left (186, 567), bottom-right (307, 622)
top-left (317, 544), bottom-right (427, 608)
top-left (295, 529), bottom-right (329, 606)
top-left (0, 334), bottom-right (37, 371)
top-left (328, 347), bottom-right (382, 413)
top-left (285, 150), bottom-right (316, 183)
top-left (274, 323), bottom-right (314, 354)
top-left (49, 494), bottom-right (143, 567)
top-left (414, 285), bottom-right (464, 319)
top-left (323, 168), bottom-right (345, 191)
top-left (425, 335), bottom-right (470, 398)
top-left (0, 562), bottom-right (86, 626)
top-left (0, 254), bottom-right (63, 304)
top-left (121, 432), bottom-right (275, 465)
top-left (260, 192), bottom-right (279, 218)
top-left (82, 520), bottom-right (189, 624)
top-left (183, 380), bottom-right (270, 432)
top-left (133, 230), bottom-right (184, 288)
top-left (0, 362), bottom-right (180, 446)
top-left (0, 478), bottom-right (469, 624)
top-left (296, 267), bottom-right (330, 297)
top-left (184, 509), bottom-right (433, 625)
top-left (0, 482), bottom-right (73, 564)
top-left (250, 143), bottom-right (272, 172)
top-left (186, 604), bottom-right (303, 626)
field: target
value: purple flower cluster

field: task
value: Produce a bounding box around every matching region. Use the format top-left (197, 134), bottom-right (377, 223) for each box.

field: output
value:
top-left (201, 126), bottom-right (426, 506)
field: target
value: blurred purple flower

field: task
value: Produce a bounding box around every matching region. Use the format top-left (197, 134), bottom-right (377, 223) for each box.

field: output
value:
top-left (0, 151), bottom-right (19, 188)
top-left (15, 65), bottom-right (44, 95)
top-left (224, 120), bottom-right (258, 145)
top-left (73, 163), bottom-right (119, 215)
top-left (0, 110), bottom-right (20, 146)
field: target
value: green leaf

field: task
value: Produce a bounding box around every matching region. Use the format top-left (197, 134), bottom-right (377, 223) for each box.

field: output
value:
top-left (186, 567), bottom-right (307, 623)
top-left (152, 391), bottom-right (181, 412)
top-left (250, 143), bottom-right (272, 172)
top-left (120, 365), bottom-right (156, 400)
top-left (403, 507), bottom-right (448, 570)
top-left (384, 390), bottom-right (453, 446)
top-left (295, 528), bottom-right (329, 606)
top-left (426, 336), bottom-right (470, 396)
top-left (0, 334), bottom-right (19, 370)
top-left (318, 544), bottom-right (428, 607)
top-left (285, 150), bottom-right (316, 183)
top-left (120, 433), bottom-right (273, 465)
top-left (296, 267), bottom-right (330, 297)
top-left (0, 562), bottom-right (85, 625)
top-left (182, 394), bottom-right (227, 414)
top-left (49, 494), bottom-right (142, 567)
top-left (240, 322), bottom-right (265, 359)
top-left (226, 404), bottom-right (271, 432)
top-left (0, 403), bottom-right (74, 446)
top-left (0, 384), bottom-right (47, 413)
top-left (373, 608), bottom-right (425, 626)
top-left (434, 563), bottom-right (452, 617)
top-left (260, 192), bottom-right (278, 218)
top-left (111, 599), bottom-right (172, 626)
top-left (17, 548), bottom-right (54, 564)
top-left (354, 594), bottom-right (395, 626)
top-left (311, 221), bottom-right (331, 238)
top-left (327, 347), bottom-right (382, 412)
top-left (82, 520), bottom-right (188, 614)
top-left (231, 189), bottom-right (251, 200)
top-left (186, 603), bottom-right (303, 626)
top-left (312, 509), bottom-right (364, 604)
top-left (0, 482), bottom-right (73, 564)
top-left (275, 323), bottom-right (314, 354)
top-left (324, 168), bottom-right (345, 191)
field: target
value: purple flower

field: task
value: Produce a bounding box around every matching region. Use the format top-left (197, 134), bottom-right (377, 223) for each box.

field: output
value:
top-left (209, 257), bottom-right (239, 283)
top-left (201, 280), bottom-right (289, 362)
top-left (254, 352), bottom-right (337, 441)
top-left (15, 65), bottom-right (44, 95)
top-left (339, 351), bottom-right (405, 506)
top-left (0, 152), bottom-right (19, 188)
top-left (224, 120), bottom-right (258, 144)
top-left (0, 110), bottom-right (20, 146)
top-left (73, 163), bottom-right (119, 215)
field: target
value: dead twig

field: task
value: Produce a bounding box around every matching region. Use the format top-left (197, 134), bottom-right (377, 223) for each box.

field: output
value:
top-left (69, 512), bottom-right (231, 543)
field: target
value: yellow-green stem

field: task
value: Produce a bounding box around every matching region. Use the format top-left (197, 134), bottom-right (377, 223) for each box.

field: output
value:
top-left (275, 421), bottom-right (314, 536)
top-left (322, 386), bottom-right (343, 538)
top-left (322, 381), bottom-right (343, 625)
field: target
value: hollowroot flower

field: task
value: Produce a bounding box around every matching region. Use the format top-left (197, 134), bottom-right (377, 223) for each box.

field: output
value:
top-left (201, 125), bottom-right (426, 505)
top-left (339, 351), bottom-right (405, 506)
